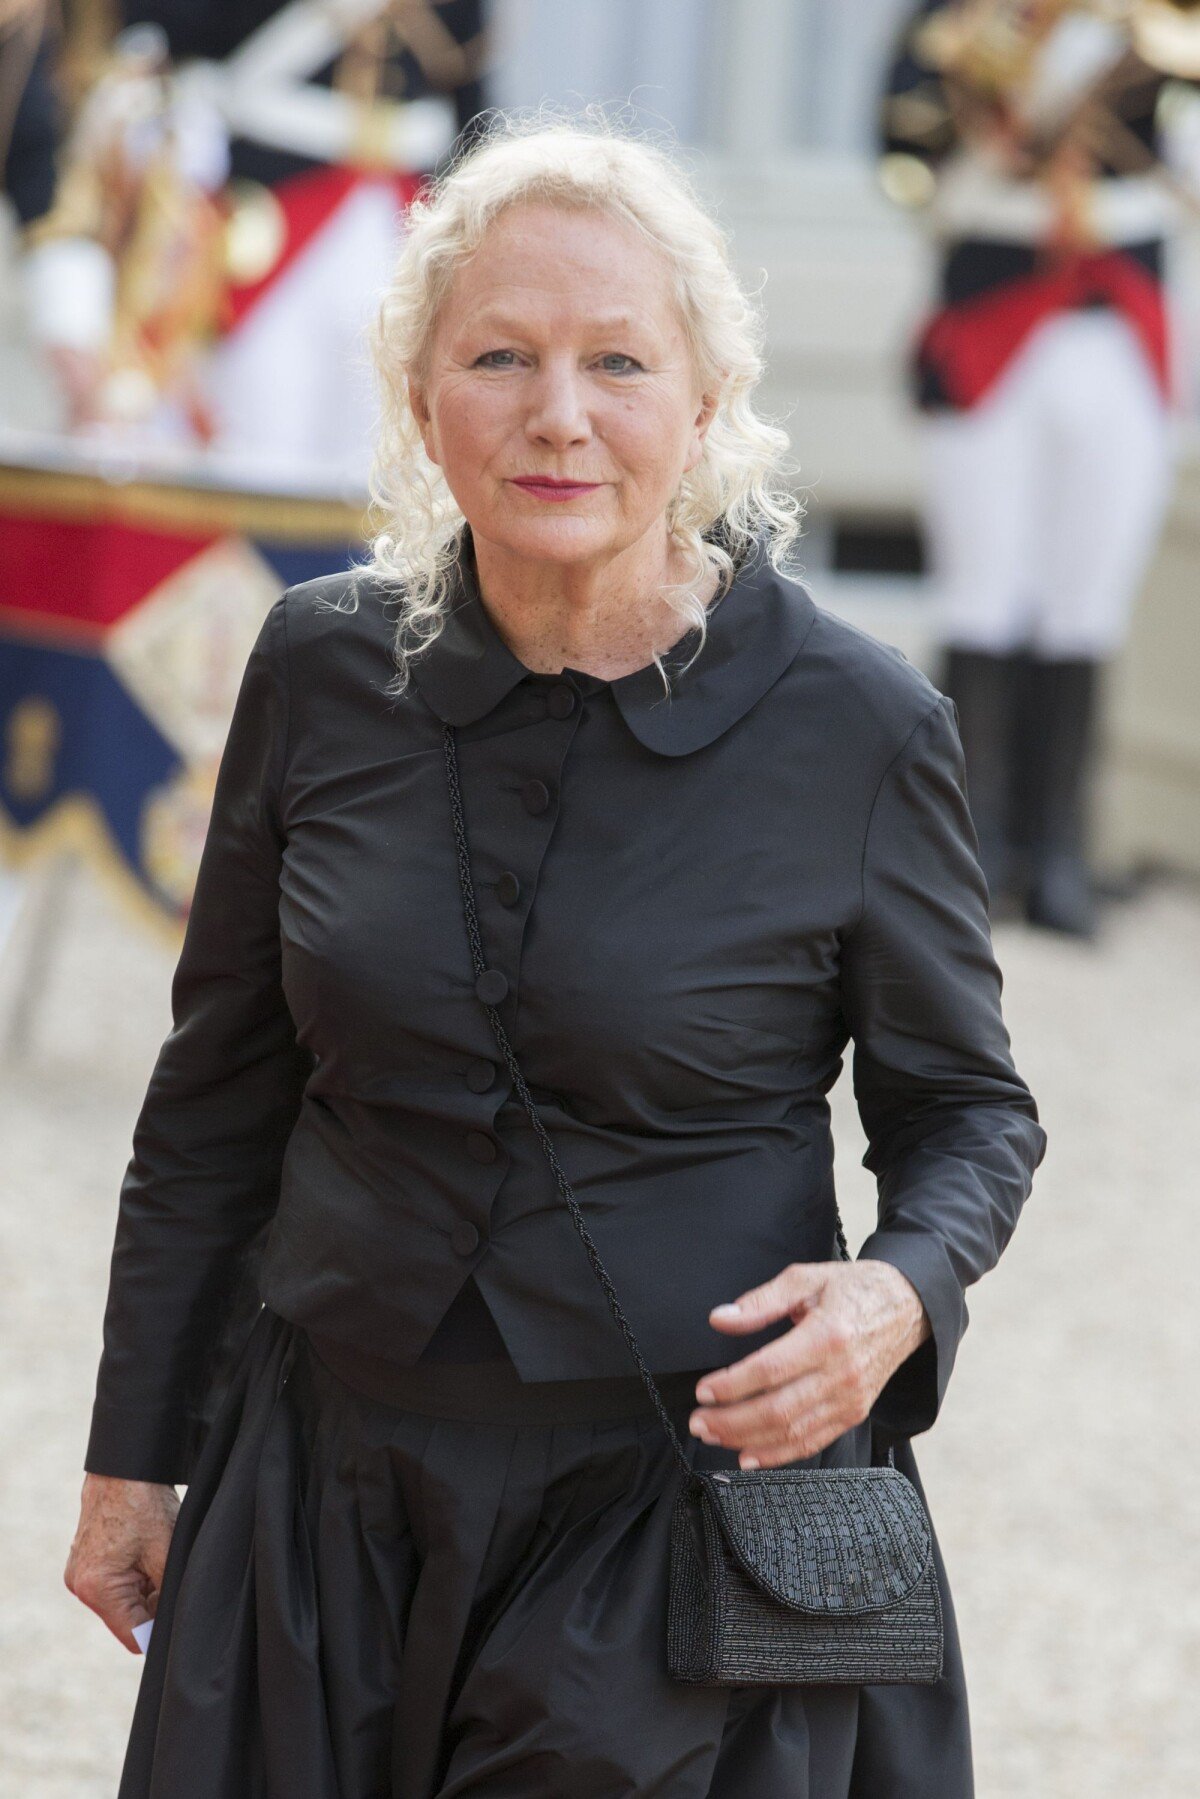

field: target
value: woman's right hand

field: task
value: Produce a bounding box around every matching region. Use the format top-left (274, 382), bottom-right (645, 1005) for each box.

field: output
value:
top-left (64, 1473), bottom-right (180, 1653)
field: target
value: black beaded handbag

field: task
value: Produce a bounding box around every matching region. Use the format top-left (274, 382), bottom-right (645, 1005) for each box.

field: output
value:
top-left (443, 724), bottom-right (944, 1687)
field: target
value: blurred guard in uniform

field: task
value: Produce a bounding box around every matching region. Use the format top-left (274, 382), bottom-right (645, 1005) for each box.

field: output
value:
top-left (124, 1), bottom-right (488, 486)
top-left (880, 0), bottom-right (1200, 936)
top-left (9, 11), bottom-right (231, 440)
top-left (2, 2), bottom-right (61, 279)
top-left (0, 1), bottom-right (187, 430)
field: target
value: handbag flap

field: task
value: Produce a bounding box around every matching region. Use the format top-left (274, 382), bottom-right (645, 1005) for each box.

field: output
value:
top-left (702, 1466), bottom-right (932, 1615)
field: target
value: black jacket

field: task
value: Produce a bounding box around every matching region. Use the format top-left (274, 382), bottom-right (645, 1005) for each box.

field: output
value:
top-left (84, 535), bottom-right (1047, 1484)
top-left (125, 1), bottom-right (487, 186)
top-left (881, 0), bottom-right (1178, 180)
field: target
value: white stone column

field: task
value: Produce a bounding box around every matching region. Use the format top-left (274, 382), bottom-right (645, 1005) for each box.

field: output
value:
top-left (490, 0), bottom-right (711, 142)
top-left (702, 0), bottom-right (808, 163)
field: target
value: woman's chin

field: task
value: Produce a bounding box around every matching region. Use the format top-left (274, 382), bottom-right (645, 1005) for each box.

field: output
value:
top-left (485, 512), bottom-right (626, 565)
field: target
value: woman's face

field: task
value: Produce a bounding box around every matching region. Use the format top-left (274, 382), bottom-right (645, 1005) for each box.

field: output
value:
top-left (408, 203), bottom-right (718, 572)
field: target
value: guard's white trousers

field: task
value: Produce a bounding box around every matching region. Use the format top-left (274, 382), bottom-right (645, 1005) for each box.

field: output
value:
top-left (921, 309), bottom-right (1178, 658)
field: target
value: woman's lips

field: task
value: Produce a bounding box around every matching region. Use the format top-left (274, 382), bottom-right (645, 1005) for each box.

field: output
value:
top-left (511, 477), bottom-right (602, 502)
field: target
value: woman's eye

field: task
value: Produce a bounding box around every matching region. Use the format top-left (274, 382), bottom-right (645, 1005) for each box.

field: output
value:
top-left (473, 349), bottom-right (643, 374)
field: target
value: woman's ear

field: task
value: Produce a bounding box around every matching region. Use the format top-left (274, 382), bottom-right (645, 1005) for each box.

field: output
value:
top-left (683, 382), bottom-right (722, 474)
top-left (407, 374), bottom-right (440, 465)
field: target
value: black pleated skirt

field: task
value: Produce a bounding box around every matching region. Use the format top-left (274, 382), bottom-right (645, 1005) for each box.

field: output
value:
top-left (117, 1306), bottom-right (973, 1798)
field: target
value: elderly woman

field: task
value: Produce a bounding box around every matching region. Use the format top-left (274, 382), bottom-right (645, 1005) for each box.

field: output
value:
top-left (67, 118), bottom-right (1046, 1797)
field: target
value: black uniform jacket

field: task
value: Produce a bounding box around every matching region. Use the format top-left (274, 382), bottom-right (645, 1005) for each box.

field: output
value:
top-left (85, 533), bottom-right (1047, 1484)
top-left (880, 0), bottom-right (1184, 311)
top-left (128, 1), bottom-right (487, 186)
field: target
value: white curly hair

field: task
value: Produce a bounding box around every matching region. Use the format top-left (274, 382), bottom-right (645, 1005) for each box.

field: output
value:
top-left (354, 105), bottom-right (804, 696)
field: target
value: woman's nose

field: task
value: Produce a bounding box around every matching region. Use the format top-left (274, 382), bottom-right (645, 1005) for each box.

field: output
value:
top-left (524, 364), bottom-right (591, 446)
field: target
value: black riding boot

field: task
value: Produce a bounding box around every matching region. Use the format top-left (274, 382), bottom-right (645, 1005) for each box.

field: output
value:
top-left (939, 644), bottom-right (1024, 919)
top-left (1018, 654), bottom-right (1102, 939)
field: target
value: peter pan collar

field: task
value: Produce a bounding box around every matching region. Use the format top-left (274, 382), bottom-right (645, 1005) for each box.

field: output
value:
top-left (407, 527), bottom-right (817, 757)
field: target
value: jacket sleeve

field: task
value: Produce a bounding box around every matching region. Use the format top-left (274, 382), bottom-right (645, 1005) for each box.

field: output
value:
top-left (839, 694), bottom-right (1047, 1438)
top-left (84, 594), bottom-right (311, 1484)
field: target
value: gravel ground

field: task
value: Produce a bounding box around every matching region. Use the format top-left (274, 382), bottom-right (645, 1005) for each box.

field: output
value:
top-left (2, 860), bottom-right (1198, 1798)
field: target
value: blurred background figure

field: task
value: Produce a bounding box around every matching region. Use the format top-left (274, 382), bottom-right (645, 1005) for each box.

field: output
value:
top-left (15, 14), bottom-right (229, 445)
top-left (2, 0), bottom-right (82, 413)
top-left (2, 1), bottom-right (127, 428)
top-left (0, 2), bottom-right (492, 968)
top-left (2, 2), bottom-right (488, 477)
top-left (129, 1), bottom-right (487, 489)
top-left (880, 0), bottom-right (1200, 937)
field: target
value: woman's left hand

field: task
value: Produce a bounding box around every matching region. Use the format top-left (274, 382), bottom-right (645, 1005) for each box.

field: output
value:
top-left (689, 1261), bottom-right (931, 1468)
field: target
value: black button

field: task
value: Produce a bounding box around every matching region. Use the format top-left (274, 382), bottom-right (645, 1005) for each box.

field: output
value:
top-left (547, 683), bottom-right (576, 719)
top-left (465, 1059), bottom-right (495, 1092)
top-left (465, 1131), bottom-right (498, 1164)
top-left (522, 779), bottom-right (550, 814)
top-left (451, 1220), bottom-right (480, 1255)
top-left (496, 871), bottom-right (521, 906)
top-left (475, 969), bottom-right (508, 1006)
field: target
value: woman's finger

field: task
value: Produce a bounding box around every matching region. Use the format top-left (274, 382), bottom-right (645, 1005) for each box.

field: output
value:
top-left (140, 1530), bottom-right (172, 1597)
top-left (706, 1261), bottom-right (831, 1335)
top-left (733, 1406), bottom-right (850, 1469)
top-left (692, 1375), bottom-right (849, 1467)
top-left (67, 1558), bottom-right (159, 1654)
top-left (695, 1307), bottom-right (841, 1408)
top-left (692, 1366), bottom-right (830, 1450)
